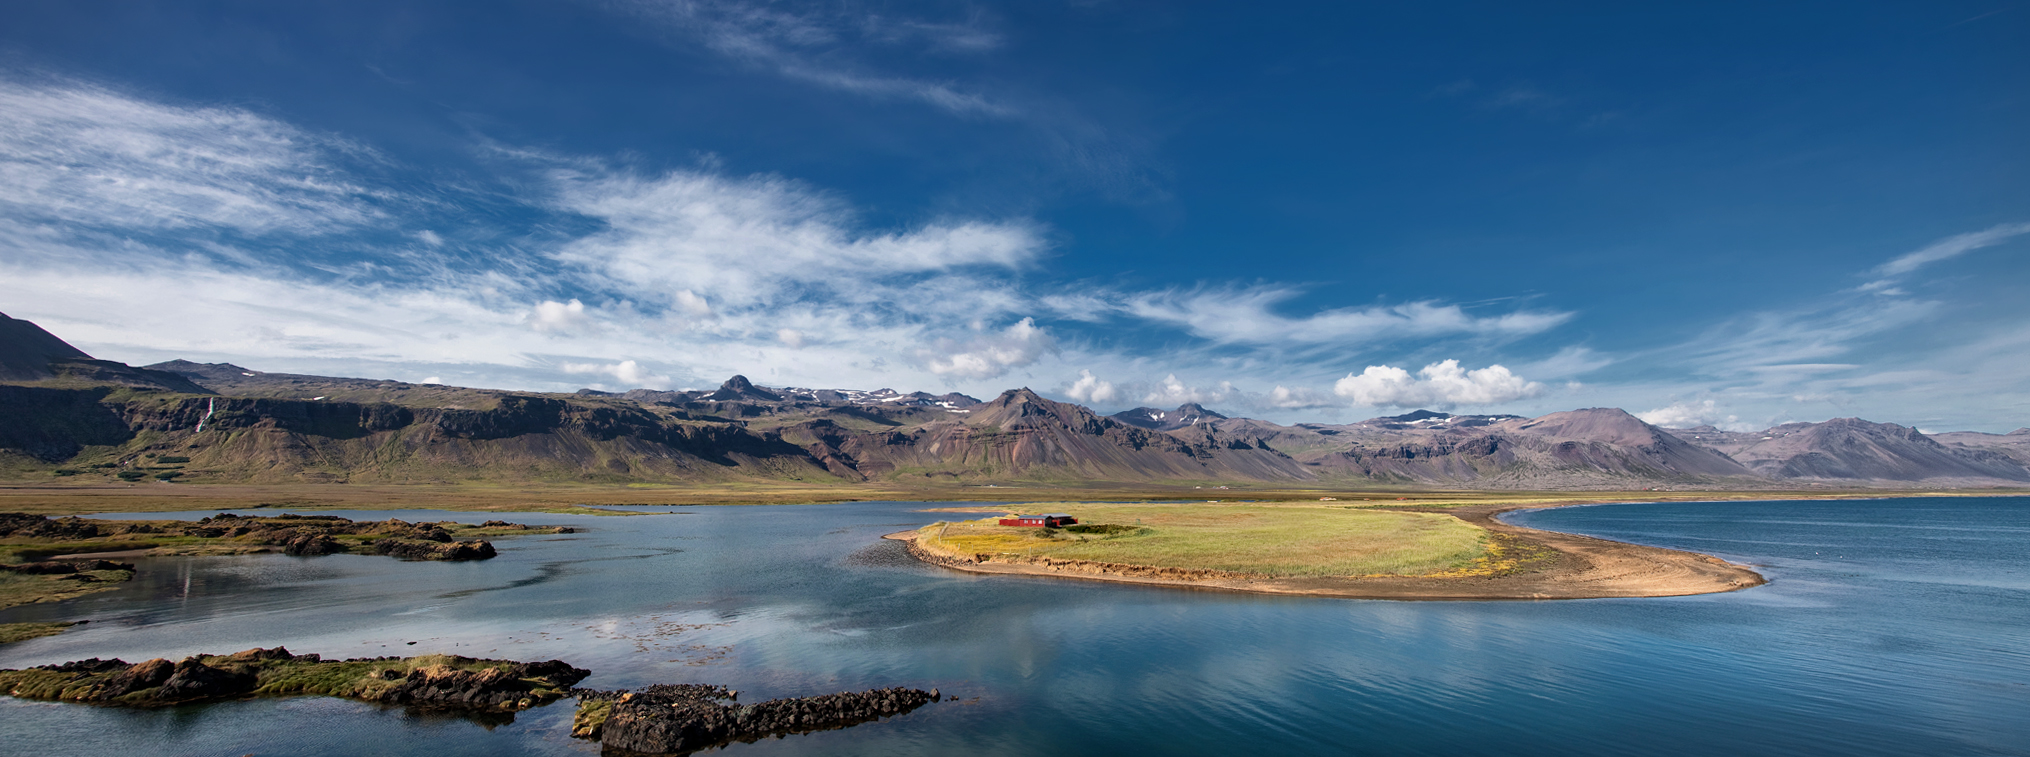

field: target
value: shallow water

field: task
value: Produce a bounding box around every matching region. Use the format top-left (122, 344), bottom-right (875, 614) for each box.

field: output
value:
top-left (2, 497), bottom-right (2026, 757)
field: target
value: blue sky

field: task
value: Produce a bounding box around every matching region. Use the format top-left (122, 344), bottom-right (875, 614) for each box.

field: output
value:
top-left (1, 1), bottom-right (2025, 431)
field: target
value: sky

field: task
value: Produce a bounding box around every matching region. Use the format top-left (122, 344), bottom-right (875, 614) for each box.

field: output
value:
top-left (0, 1), bottom-right (2025, 432)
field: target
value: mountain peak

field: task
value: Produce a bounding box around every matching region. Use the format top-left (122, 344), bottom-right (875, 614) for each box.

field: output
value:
top-left (1508, 408), bottom-right (1659, 445)
top-left (706, 374), bottom-right (780, 402)
top-left (0, 311), bottom-right (93, 381)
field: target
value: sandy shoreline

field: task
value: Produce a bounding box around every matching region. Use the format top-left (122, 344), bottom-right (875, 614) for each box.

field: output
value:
top-left (884, 501), bottom-right (1768, 601)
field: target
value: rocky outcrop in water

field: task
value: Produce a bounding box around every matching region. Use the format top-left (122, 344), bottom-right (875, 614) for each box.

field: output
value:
top-left (586, 683), bottom-right (940, 755)
top-left (0, 559), bottom-right (134, 575)
top-left (0, 512), bottom-right (552, 562)
top-left (0, 648), bottom-right (588, 709)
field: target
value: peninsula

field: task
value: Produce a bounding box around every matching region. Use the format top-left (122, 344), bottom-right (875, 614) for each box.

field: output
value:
top-left (889, 501), bottom-right (1765, 600)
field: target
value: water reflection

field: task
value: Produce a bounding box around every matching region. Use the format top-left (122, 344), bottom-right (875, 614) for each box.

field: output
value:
top-left (0, 498), bottom-right (2023, 757)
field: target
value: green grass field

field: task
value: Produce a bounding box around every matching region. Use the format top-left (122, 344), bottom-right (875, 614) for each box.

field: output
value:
top-left (918, 503), bottom-right (1489, 577)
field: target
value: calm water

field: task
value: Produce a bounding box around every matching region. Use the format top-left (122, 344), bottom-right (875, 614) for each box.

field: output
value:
top-left (1, 497), bottom-right (2026, 757)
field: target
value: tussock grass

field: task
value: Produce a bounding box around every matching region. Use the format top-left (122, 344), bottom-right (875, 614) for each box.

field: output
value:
top-left (920, 503), bottom-right (1488, 577)
top-left (0, 568), bottom-right (133, 609)
top-left (0, 621), bottom-right (76, 644)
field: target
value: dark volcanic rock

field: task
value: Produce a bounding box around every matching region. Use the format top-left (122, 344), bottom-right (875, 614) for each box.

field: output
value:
top-left (0, 513), bottom-right (105, 539)
top-left (154, 659), bottom-right (257, 701)
top-left (281, 533), bottom-right (347, 556)
top-left (97, 658), bottom-right (176, 698)
top-left (371, 538), bottom-right (496, 561)
top-left (0, 559), bottom-right (134, 574)
top-left (379, 659), bottom-right (589, 708)
top-left (597, 684), bottom-right (937, 755)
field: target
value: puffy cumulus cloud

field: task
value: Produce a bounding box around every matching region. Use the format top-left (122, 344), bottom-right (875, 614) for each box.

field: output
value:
top-left (0, 77), bottom-right (377, 236)
top-left (1637, 400), bottom-right (1754, 431)
top-left (1333, 360), bottom-right (1543, 409)
top-left (1063, 369), bottom-right (1118, 403)
top-left (1143, 374), bottom-right (1236, 405)
top-left (561, 359), bottom-right (670, 389)
top-left (673, 290), bottom-right (714, 318)
top-left (1120, 287), bottom-right (1571, 345)
top-left (923, 317), bottom-right (1054, 379)
top-left (529, 299), bottom-right (591, 332)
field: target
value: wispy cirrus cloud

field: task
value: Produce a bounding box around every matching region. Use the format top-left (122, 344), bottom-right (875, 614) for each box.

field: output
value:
top-left (1114, 287), bottom-right (1572, 346)
top-left (1861, 221), bottom-right (2030, 292)
top-left (0, 77), bottom-right (380, 237)
top-left (596, 0), bottom-right (1007, 116)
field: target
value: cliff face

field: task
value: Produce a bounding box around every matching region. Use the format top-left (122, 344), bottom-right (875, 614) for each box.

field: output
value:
top-left (0, 387), bottom-right (134, 461)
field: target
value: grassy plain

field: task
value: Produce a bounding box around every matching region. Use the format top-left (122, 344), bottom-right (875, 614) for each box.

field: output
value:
top-left (918, 504), bottom-right (1490, 577)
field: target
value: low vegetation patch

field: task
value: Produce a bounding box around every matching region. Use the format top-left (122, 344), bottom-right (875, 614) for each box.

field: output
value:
top-left (0, 563), bottom-right (135, 610)
top-left (917, 503), bottom-right (1488, 577)
top-left (0, 621), bottom-right (78, 644)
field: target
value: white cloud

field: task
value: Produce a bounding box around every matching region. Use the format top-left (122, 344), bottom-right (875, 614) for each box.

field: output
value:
top-left (0, 77), bottom-right (377, 236)
top-left (1267, 385), bottom-right (1337, 409)
top-left (600, 0), bottom-right (1007, 116)
top-left (546, 164), bottom-right (1043, 310)
top-left (561, 359), bottom-right (670, 388)
top-left (923, 317), bottom-right (1054, 379)
top-left (1637, 400), bottom-right (1752, 431)
top-left (1332, 360), bottom-right (1544, 408)
top-left (1064, 369), bottom-right (1117, 403)
top-left (1871, 222), bottom-right (2030, 280)
top-left (1122, 288), bottom-right (1572, 345)
top-left (529, 299), bottom-right (591, 332)
top-left (420, 376), bottom-right (442, 384)
top-left (673, 289), bottom-right (714, 317)
top-left (0, 75), bottom-right (1602, 421)
top-left (1143, 374), bottom-right (1235, 406)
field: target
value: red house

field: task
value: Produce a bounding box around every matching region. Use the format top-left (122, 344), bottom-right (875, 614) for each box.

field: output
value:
top-left (998, 513), bottom-right (1078, 528)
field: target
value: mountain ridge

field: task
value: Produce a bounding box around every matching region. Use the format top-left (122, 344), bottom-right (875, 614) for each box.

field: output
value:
top-left (1, 314), bottom-right (2024, 489)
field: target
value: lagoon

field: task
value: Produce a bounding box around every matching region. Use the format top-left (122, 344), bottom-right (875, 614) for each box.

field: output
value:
top-left (1, 497), bottom-right (2026, 756)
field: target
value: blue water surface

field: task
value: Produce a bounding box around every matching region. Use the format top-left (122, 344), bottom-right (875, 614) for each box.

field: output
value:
top-left (1, 497), bottom-right (2025, 757)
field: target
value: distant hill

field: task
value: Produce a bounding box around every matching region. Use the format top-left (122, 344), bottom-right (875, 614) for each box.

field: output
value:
top-left (0, 313), bottom-right (209, 393)
top-left (2, 313), bottom-right (2024, 489)
top-left (1720, 418), bottom-right (2030, 483)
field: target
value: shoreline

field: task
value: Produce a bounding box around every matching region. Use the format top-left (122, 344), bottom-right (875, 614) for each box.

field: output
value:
top-left (885, 500), bottom-right (1769, 601)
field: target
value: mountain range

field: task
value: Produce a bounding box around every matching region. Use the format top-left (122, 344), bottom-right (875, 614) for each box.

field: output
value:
top-left (3, 312), bottom-right (2025, 489)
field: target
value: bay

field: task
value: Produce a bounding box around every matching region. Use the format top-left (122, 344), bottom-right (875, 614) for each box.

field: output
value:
top-left (1, 497), bottom-right (2025, 756)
